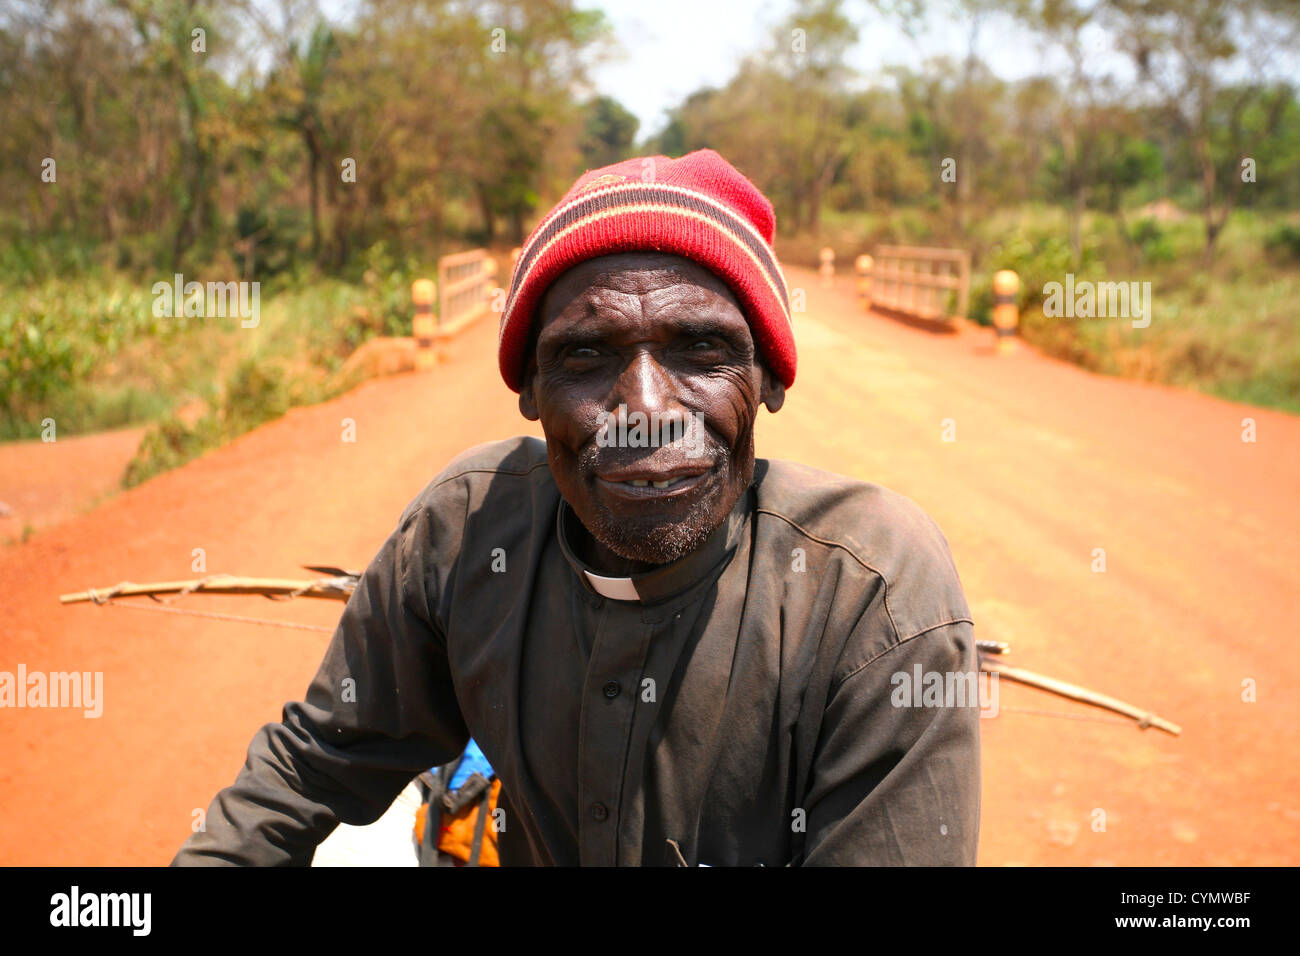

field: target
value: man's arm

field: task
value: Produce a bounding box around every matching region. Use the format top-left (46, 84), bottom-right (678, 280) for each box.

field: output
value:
top-left (799, 620), bottom-right (981, 866)
top-left (172, 502), bottom-right (470, 866)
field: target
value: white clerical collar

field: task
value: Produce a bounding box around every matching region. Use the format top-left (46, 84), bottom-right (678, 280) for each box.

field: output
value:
top-left (582, 570), bottom-right (641, 602)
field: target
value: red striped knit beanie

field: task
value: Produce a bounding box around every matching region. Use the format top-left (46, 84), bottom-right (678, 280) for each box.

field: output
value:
top-left (497, 148), bottom-right (796, 392)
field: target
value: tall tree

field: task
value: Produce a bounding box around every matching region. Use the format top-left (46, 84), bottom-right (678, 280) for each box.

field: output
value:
top-left (1107, 0), bottom-right (1300, 262)
top-left (579, 95), bottom-right (639, 170)
top-left (114, 0), bottom-right (228, 264)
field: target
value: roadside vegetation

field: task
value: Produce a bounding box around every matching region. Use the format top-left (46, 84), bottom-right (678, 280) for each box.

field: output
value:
top-left (0, 237), bottom-right (459, 488)
top-left (793, 204), bottom-right (1300, 413)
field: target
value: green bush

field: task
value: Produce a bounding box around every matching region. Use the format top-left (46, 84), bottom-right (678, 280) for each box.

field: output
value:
top-left (0, 278), bottom-right (181, 439)
top-left (1130, 218), bottom-right (1176, 263)
top-left (0, 255), bottom-right (419, 441)
top-left (221, 358), bottom-right (290, 430)
top-left (968, 232), bottom-right (1086, 326)
top-left (1265, 223), bottom-right (1300, 261)
top-left (121, 416), bottom-right (222, 488)
top-left (122, 358), bottom-right (290, 488)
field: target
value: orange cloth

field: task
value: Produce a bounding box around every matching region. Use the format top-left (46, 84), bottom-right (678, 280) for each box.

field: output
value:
top-left (437, 778), bottom-right (501, 866)
top-left (414, 778), bottom-right (502, 866)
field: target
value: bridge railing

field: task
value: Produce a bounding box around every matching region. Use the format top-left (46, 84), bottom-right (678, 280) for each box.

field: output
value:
top-left (438, 249), bottom-right (497, 332)
top-left (859, 245), bottom-right (971, 325)
top-left (407, 250), bottom-right (501, 371)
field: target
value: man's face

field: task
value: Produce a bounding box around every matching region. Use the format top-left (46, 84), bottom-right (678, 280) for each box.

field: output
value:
top-left (519, 252), bottom-right (785, 571)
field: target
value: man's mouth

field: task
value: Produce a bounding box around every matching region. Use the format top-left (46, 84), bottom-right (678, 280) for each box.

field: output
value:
top-left (595, 464), bottom-right (713, 498)
top-left (617, 476), bottom-right (686, 489)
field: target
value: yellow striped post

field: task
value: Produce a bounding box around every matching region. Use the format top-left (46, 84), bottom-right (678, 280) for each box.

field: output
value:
top-left (992, 269), bottom-right (1020, 354)
top-left (412, 278), bottom-right (437, 370)
top-left (819, 247), bottom-right (835, 288)
top-left (855, 254), bottom-right (873, 312)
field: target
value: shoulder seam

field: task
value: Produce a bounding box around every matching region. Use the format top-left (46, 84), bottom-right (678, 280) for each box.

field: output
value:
top-left (754, 506), bottom-right (899, 638)
top-left (428, 458), bottom-right (552, 492)
top-left (832, 617), bottom-right (974, 691)
top-left (398, 458), bottom-right (550, 535)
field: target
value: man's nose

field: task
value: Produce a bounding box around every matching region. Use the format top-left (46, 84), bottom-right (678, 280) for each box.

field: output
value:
top-left (612, 349), bottom-right (678, 417)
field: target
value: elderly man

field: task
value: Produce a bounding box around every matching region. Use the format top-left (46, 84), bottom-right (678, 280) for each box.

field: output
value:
top-left (173, 149), bottom-right (980, 867)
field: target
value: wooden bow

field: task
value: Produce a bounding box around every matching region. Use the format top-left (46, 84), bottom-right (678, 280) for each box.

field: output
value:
top-left (59, 566), bottom-right (360, 606)
top-left (976, 640), bottom-right (1181, 736)
top-left (59, 572), bottom-right (1181, 736)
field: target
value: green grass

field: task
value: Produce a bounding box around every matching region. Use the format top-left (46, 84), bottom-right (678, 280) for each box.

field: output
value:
top-left (0, 238), bottom-right (464, 491)
top-left (991, 208), bottom-right (1300, 413)
top-left (117, 274), bottom-right (423, 487)
top-left (114, 239), bottom-right (475, 486)
top-left (121, 357), bottom-right (291, 488)
top-left (0, 236), bottom-right (446, 441)
top-left (792, 204), bottom-right (1300, 415)
top-left (0, 227), bottom-right (523, 494)
top-left (1, 275), bottom-right (196, 439)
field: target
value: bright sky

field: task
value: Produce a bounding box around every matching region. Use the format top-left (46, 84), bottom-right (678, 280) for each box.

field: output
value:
top-left (584, 0), bottom-right (1093, 142)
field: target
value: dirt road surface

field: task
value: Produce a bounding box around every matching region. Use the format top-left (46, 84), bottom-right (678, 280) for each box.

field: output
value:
top-left (0, 425), bottom-right (147, 544)
top-left (1, 265), bottom-right (1297, 865)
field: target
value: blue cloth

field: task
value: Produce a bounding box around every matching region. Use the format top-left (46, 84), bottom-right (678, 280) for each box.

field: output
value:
top-left (446, 738), bottom-right (494, 791)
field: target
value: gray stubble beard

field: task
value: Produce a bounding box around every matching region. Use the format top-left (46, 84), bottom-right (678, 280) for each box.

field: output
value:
top-left (578, 436), bottom-right (752, 566)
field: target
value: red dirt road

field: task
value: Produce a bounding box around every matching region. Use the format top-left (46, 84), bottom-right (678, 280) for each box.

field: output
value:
top-left (0, 425), bottom-right (147, 544)
top-left (1, 265), bottom-right (1297, 865)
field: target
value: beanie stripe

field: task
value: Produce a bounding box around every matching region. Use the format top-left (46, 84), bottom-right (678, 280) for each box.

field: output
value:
top-left (515, 178), bottom-right (777, 284)
top-left (506, 202), bottom-right (792, 341)
top-left (505, 181), bottom-right (790, 320)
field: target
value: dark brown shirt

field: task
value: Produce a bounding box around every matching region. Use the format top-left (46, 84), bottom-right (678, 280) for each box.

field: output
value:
top-left (173, 437), bottom-right (980, 866)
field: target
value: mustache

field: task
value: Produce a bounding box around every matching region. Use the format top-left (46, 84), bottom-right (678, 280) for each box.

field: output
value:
top-left (580, 409), bottom-right (728, 474)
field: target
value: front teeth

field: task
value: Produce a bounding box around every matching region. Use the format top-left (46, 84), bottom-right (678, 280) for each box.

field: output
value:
top-left (622, 477), bottom-right (683, 489)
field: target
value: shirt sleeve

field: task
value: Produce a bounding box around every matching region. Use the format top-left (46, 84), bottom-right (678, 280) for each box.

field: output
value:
top-left (798, 620), bottom-right (982, 866)
top-left (171, 499), bottom-right (471, 866)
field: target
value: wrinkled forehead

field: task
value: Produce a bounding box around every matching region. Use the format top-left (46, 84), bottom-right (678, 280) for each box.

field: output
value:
top-left (536, 252), bottom-right (742, 326)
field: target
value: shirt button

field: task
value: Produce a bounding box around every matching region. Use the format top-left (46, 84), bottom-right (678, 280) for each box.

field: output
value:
top-left (602, 680), bottom-right (621, 699)
top-left (590, 803), bottom-right (608, 822)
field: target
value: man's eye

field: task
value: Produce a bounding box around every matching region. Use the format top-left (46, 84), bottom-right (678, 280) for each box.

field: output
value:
top-left (688, 340), bottom-right (718, 351)
top-left (569, 346), bottom-right (601, 358)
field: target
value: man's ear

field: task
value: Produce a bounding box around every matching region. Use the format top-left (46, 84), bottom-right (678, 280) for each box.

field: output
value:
top-left (518, 361), bottom-right (540, 421)
top-left (760, 362), bottom-right (785, 414)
